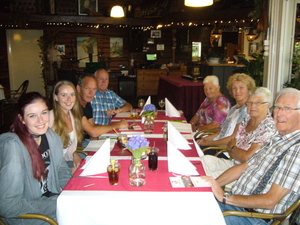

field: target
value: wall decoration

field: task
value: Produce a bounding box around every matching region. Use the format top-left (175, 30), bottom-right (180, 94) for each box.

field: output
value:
top-left (56, 45), bottom-right (65, 55)
top-left (78, 0), bottom-right (98, 15)
top-left (147, 38), bottom-right (154, 44)
top-left (76, 36), bottom-right (98, 68)
top-left (156, 44), bottom-right (164, 51)
top-left (249, 43), bottom-right (259, 56)
top-left (151, 30), bottom-right (161, 38)
top-left (110, 37), bottom-right (123, 58)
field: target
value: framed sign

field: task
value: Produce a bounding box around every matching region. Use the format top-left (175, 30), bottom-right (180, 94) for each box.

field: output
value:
top-left (150, 30), bottom-right (161, 38)
top-left (78, 0), bottom-right (98, 15)
top-left (76, 37), bottom-right (98, 67)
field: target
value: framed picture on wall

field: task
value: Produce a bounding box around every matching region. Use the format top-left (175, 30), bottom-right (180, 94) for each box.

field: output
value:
top-left (78, 0), bottom-right (98, 15)
top-left (56, 45), bottom-right (65, 55)
top-left (76, 37), bottom-right (98, 67)
top-left (249, 43), bottom-right (259, 56)
top-left (150, 30), bottom-right (161, 38)
top-left (110, 37), bottom-right (123, 58)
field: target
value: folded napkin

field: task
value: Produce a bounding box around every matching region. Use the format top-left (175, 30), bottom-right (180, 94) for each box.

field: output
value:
top-left (167, 121), bottom-right (191, 150)
top-left (139, 96), bottom-right (152, 115)
top-left (165, 98), bottom-right (180, 117)
top-left (167, 141), bottom-right (199, 175)
top-left (193, 138), bottom-right (204, 157)
top-left (80, 138), bottom-right (111, 176)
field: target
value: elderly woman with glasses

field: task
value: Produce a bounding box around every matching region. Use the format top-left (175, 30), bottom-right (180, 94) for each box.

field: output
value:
top-left (200, 87), bottom-right (277, 187)
top-left (190, 75), bottom-right (231, 132)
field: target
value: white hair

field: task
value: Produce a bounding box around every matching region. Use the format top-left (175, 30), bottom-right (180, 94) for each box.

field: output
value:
top-left (249, 87), bottom-right (273, 105)
top-left (275, 88), bottom-right (300, 108)
top-left (203, 75), bottom-right (219, 86)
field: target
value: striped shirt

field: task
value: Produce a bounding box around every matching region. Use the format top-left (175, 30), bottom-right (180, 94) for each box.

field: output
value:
top-left (91, 89), bottom-right (125, 125)
top-left (231, 130), bottom-right (300, 214)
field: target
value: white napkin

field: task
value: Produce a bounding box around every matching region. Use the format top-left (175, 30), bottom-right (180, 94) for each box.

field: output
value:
top-left (193, 138), bottom-right (204, 157)
top-left (139, 96), bottom-right (152, 115)
top-left (80, 138), bottom-right (111, 176)
top-left (167, 121), bottom-right (191, 150)
top-left (165, 98), bottom-right (180, 117)
top-left (167, 141), bottom-right (199, 175)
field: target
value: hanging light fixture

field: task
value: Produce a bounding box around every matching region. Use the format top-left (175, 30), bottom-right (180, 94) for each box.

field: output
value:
top-left (184, 0), bottom-right (213, 7)
top-left (210, 24), bottom-right (222, 46)
top-left (246, 28), bottom-right (260, 42)
top-left (110, 5), bottom-right (125, 18)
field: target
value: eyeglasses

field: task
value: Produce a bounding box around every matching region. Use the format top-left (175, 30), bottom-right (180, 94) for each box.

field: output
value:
top-left (245, 101), bottom-right (268, 106)
top-left (272, 106), bottom-right (300, 113)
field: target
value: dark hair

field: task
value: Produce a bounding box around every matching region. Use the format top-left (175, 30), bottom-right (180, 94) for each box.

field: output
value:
top-left (10, 92), bottom-right (49, 181)
top-left (77, 73), bottom-right (95, 87)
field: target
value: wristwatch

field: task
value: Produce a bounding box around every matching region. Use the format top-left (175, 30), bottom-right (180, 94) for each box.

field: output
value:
top-left (223, 192), bottom-right (231, 204)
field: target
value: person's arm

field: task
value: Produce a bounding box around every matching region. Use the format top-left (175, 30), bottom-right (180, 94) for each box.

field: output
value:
top-left (197, 122), bottom-right (221, 131)
top-left (199, 124), bottom-right (240, 146)
top-left (190, 114), bottom-right (199, 132)
top-left (112, 102), bottom-right (133, 114)
top-left (72, 152), bottom-right (82, 173)
top-left (207, 175), bottom-right (290, 210)
top-left (82, 116), bottom-right (128, 138)
top-left (227, 142), bottom-right (262, 163)
top-left (196, 130), bottom-right (220, 145)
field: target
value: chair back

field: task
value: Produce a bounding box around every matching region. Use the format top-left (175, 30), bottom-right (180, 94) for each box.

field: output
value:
top-left (10, 80), bottom-right (29, 101)
top-left (0, 213), bottom-right (58, 225)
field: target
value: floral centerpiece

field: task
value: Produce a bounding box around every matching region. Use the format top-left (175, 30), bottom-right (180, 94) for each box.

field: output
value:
top-left (125, 135), bottom-right (150, 159)
top-left (142, 103), bottom-right (157, 118)
top-left (125, 135), bottom-right (149, 186)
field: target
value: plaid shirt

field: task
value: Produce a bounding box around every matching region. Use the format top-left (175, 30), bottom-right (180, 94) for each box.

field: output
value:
top-left (91, 89), bottom-right (125, 125)
top-left (231, 130), bottom-right (300, 214)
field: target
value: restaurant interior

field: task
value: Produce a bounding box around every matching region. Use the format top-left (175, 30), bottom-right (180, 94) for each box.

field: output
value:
top-left (0, 1), bottom-right (300, 225)
top-left (0, 0), bottom-right (299, 131)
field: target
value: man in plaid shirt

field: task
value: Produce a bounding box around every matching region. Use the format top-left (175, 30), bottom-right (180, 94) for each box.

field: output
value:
top-left (202, 88), bottom-right (300, 225)
top-left (91, 69), bottom-right (132, 125)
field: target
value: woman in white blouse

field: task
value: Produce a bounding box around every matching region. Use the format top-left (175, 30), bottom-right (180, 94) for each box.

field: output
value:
top-left (50, 80), bottom-right (84, 173)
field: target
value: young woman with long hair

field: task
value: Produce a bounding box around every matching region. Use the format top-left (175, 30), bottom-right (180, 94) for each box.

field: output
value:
top-left (50, 80), bottom-right (84, 173)
top-left (0, 92), bottom-right (71, 224)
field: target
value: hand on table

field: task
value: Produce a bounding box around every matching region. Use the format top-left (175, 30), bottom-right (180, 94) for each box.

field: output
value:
top-left (197, 138), bottom-right (211, 146)
top-left (201, 176), bottom-right (224, 202)
top-left (116, 119), bottom-right (129, 129)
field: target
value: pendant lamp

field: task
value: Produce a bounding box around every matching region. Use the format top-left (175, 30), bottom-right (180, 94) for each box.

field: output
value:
top-left (110, 5), bottom-right (125, 18)
top-left (184, 0), bottom-right (213, 7)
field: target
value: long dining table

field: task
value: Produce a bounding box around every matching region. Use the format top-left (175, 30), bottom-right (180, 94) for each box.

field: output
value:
top-left (56, 111), bottom-right (226, 225)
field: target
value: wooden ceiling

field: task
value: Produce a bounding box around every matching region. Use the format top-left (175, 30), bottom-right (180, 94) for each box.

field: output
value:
top-left (0, 0), bottom-right (255, 27)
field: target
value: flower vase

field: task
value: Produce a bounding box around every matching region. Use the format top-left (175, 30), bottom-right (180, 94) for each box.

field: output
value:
top-left (144, 116), bottom-right (154, 134)
top-left (129, 157), bottom-right (146, 187)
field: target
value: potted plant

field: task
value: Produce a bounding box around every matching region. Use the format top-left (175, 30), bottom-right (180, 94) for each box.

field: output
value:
top-left (205, 48), bottom-right (224, 64)
top-left (284, 46), bottom-right (300, 89)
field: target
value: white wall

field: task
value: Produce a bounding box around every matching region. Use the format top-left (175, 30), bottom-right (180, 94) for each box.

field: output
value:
top-left (6, 29), bottom-right (45, 95)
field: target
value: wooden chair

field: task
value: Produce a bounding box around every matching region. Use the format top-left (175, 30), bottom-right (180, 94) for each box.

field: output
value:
top-left (202, 146), bottom-right (229, 158)
top-left (76, 146), bottom-right (88, 156)
top-left (223, 197), bottom-right (300, 225)
top-left (0, 213), bottom-right (58, 225)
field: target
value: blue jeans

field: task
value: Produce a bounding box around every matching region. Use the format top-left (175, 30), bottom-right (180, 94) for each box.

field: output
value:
top-left (218, 202), bottom-right (273, 225)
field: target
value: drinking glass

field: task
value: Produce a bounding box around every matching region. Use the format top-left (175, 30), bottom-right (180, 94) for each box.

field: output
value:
top-left (117, 134), bottom-right (128, 155)
top-left (148, 147), bottom-right (159, 171)
top-left (138, 98), bottom-right (145, 109)
top-left (158, 99), bottom-right (165, 110)
top-left (130, 109), bottom-right (139, 120)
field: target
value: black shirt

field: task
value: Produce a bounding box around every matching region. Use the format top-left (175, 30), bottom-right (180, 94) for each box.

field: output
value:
top-left (82, 102), bottom-right (93, 139)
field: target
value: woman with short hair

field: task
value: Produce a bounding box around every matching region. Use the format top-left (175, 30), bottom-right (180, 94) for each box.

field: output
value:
top-left (190, 75), bottom-right (231, 132)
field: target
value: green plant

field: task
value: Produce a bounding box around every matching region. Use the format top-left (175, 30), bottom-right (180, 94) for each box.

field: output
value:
top-left (284, 46), bottom-right (300, 89)
top-left (206, 47), bottom-right (224, 59)
top-left (233, 54), bottom-right (264, 86)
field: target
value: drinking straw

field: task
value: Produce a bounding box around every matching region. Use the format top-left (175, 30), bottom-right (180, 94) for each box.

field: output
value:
top-left (113, 128), bottom-right (120, 137)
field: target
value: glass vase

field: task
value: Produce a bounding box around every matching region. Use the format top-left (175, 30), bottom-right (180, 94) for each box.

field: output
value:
top-left (144, 116), bottom-right (154, 134)
top-left (129, 157), bottom-right (146, 187)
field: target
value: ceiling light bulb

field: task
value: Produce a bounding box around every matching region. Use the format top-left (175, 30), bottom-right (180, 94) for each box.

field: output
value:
top-left (184, 0), bottom-right (213, 7)
top-left (110, 5), bottom-right (124, 18)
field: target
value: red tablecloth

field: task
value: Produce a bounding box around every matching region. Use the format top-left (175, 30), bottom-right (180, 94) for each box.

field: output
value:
top-left (65, 159), bottom-right (210, 192)
top-left (157, 76), bottom-right (205, 120)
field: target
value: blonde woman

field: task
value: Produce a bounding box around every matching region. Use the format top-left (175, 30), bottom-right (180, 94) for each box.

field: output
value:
top-left (50, 80), bottom-right (84, 173)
